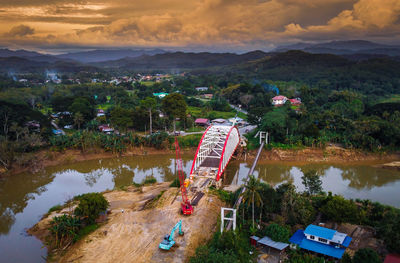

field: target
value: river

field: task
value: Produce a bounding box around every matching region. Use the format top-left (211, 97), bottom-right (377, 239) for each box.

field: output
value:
top-left (0, 155), bottom-right (399, 262)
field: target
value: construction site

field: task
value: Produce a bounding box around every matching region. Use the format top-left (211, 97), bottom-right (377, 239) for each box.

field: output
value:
top-left (29, 123), bottom-right (262, 262)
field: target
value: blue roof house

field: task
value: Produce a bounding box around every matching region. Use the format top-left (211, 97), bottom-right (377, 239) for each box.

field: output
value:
top-left (289, 224), bottom-right (352, 259)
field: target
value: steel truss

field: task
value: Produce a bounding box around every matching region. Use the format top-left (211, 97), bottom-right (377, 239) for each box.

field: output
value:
top-left (190, 125), bottom-right (240, 181)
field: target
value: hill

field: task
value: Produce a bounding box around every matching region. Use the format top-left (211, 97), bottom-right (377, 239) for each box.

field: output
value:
top-left (92, 50), bottom-right (268, 69)
top-left (0, 56), bottom-right (98, 73)
top-left (223, 50), bottom-right (400, 95)
top-left (275, 40), bottom-right (400, 57)
top-left (56, 49), bottom-right (166, 63)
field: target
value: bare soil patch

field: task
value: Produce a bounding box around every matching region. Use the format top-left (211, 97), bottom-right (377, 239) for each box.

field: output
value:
top-left (29, 182), bottom-right (224, 263)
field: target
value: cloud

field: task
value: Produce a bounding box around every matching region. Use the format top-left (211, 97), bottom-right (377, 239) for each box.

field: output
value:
top-left (0, 0), bottom-right (398, 51)
top-left (5, 24), bottom-right (35, 37)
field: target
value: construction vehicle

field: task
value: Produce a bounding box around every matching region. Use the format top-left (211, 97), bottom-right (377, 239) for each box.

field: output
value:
top-left (175, 137), bottom-right (193, 215)
top-left (159, 220), bottom-right (184, 250)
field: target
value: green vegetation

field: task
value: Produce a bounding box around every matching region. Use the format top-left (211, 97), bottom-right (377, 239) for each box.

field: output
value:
top-left (352, 248), bottom-right (382, 263)
top-left (49, 214), bottom-right (81, 248)
top-left (190, 230), bottom-right (255, 263)
top-left (48, 192), bottom-right (109, 248)
top-left (48, 204), bottom-right (63, 214)
top-left (169, 177), bottom-right (180, 187)
top-left (74, 192), bottom-right (109, 224)
top-left (188, 106), bottom-right (237, 120)
top-left (142, 176), bottom-right (157, 185)
top-left (262, 223), bottom-right (290, 243)
top-left (301, 170), bottom-right (322, 195)
top-left (192, 173), bottom-right (400, 262)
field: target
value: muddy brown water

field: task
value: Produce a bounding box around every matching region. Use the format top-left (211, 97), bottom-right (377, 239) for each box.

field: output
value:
top-left (0, 154), bottom-right (399, 262)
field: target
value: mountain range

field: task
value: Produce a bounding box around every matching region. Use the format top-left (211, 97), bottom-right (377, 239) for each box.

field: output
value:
top-left (275, 40), bottom-right (400, 56)
top-left (0, 40), bottom-right (400, 73)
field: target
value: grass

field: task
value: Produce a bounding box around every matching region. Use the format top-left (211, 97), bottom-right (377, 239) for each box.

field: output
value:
top-left (48, 204), bottom-right (63, 214)
top-left (378, 94), bottom-right (400, 103)
top-left (97, 103), bottom-right (113, 111)
top-left (141, 81), bottom-right (156, 87)
top-left (188, 106), bottom-right (241, 120)
top-left (169, 177), bottom-right (180, 187)
top-left (185, 126), bottom-right (205, 133)
top-left (74, 224), bottom-right (99, 242)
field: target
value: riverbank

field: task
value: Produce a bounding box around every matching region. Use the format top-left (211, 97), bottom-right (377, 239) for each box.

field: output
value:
top-left (28, 182), bottom-right (224, 263)
top-left (255, 146), bottom-right (400, 163)
top-left (0, 147), bottom-right (195, 177)
top-left (2, 145), bottom-right (399, 177)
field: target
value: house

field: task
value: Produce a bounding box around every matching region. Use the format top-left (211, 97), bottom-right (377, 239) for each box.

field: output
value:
top-left (153, 92), bottom-right (169, 99)
top-left (211, 118), bottom-right (228, 125)
top-left (289, 224), bottom-right (352, 259)
top-left (289, 98), bottom-right (301, 106)
top-left (272, 95), bottom-right (288, 106)
top-left (195, 86), bottom-right (208, 92)
top-left (250, 235), bottom-right (289, 260)
top-left (97, 109), bottom-right (105, 117)
top-left (98, 124), bottom-right (114, 134)
top-left (384, 254), bottom-right (400, 263)
top-left (194, 118), bottom-right (210, 127)
top-left (202, 93), bottom-right (213, 99)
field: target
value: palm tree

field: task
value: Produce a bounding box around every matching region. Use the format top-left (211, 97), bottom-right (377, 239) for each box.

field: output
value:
top-left (241, 175), bottom-right (263, 228)
top-left (141, 97), bottom-right (157, 135)
top-left (74, 112), bottom-right (84, 130)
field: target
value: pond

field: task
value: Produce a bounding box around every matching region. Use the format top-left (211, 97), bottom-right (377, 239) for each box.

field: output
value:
top-left (0, 155), bottom-right (399, 262)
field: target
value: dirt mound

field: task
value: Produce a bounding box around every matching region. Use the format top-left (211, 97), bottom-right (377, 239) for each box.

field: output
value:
top-left (30, 183), bottom-right (224, 263)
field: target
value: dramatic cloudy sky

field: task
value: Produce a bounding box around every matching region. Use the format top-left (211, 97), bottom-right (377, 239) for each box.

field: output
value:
top-left (0, 0), bottom-right (399, 52)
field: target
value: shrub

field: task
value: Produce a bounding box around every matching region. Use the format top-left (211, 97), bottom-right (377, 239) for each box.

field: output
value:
top-left (169, 177), bottom-right (180, 187)
top-left (353, 248), bottom-right (381, 263)
top-left (143, 176), bottom-right (157, 185)
top-left (48, 204), bottom-right (62, 213)
top-left (320, 195), bottom-right (360, 224)
top-left (74, 193), bottom-right (109, 224)
top-left (262, 223), bottom-right (290, 243)
top-left (49, 214), bottom-right (81, 248)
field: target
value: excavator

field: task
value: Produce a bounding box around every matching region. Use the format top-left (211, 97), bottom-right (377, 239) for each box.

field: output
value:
top-left (175, 137), bottom-right (193, 215)
top-left (159, 220), bottom-right (184, 250)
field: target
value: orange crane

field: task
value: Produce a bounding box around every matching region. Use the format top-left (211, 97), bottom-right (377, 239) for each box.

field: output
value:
top-left (175, 136), bottom-right (193, 215)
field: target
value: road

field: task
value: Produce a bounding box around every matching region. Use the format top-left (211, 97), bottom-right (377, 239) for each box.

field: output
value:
top-left (229, 104), bottom-right (248, 115)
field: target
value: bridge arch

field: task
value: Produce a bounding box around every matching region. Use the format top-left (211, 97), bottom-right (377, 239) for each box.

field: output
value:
top-left (190, 125), bottom-right (240, 181)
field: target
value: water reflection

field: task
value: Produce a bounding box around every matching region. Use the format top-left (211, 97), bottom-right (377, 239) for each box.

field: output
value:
top-left (0, 155), bottom-right (399, 262)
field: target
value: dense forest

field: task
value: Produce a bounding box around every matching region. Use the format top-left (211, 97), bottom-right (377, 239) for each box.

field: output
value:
top-left (1, 50), bottom-right (400, 173)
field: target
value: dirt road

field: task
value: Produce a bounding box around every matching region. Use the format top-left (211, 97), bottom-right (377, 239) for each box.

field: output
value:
top-left (30, 183), bottom-right (224, 263)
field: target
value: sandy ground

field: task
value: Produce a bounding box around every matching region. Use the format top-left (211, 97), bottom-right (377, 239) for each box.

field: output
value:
top-left (255, 146), bottom-right (400, 163)
top-left (377, 161), bottom-right (400, 171)
top-left (29, 182), bottom-right (224, 263)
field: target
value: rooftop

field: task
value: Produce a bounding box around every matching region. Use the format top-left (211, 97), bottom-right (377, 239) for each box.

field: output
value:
top-left (257, 236), bottom-right (289, 251)
top-left (304, 224), bottom-right (336, 240)
top-left (290, 229), bottom-right (352, 259)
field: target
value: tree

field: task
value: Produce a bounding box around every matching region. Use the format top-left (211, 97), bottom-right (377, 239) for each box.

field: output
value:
top-left (141, 97), bottom-right (157, 134)
top-left (69, 97), bottom-right (95, 122)
top-left (241, 175), bottom-right (263, 228)
top-left (352, 248), bottom-right (381, 263)
top-left (263, 223), bottom-right (290, 243)
top-left (74, 193), bottom-right (109, 224)
top-left (162, 93), bottom-right (187, 133)
top-left (110, 107), bottom-right (133, 132)
top-left (301, 170), bottom-right (323, 195)
top-left (74, 112), bottom-right (84, 130)
top-left (320, 195), bottom-right (360, 224)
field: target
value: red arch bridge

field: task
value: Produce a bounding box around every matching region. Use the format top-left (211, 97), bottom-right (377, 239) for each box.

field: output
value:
top-left (190, 125), bottom-right (240, 183)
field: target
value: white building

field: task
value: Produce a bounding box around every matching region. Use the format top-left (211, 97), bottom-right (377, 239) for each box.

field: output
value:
top-left (272, 95), bottom-right (288, 106)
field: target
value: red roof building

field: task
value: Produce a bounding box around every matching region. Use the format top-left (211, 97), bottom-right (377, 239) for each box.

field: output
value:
top-left (385, 254), bottom-right (400, 263)
top-left (289, 99), bottom-right (301, 106)
top-left (195, 118), bottom-right (210, 126)
top-left (272, 95), bottom-right (288, 106)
